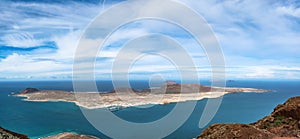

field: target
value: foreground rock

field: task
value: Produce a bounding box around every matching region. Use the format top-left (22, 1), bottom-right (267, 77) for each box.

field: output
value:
top-left (254, 96), bottom-right (300, 137)
top-left (0, 127), bottom-right (29, 139)
top-left (198, 96), bottom-right (300, 139)
top-left (14, 83), bottom-right (270, 110)
top-left (198, 124), bottom-right (275, 139)
top-left (42, 132), bottom-right (99, 139)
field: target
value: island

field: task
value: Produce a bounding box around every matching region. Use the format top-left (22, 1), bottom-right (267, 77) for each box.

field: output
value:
top-left (13, 82), bottom-right (271, 110)
top-left (197, 96), bottom-right (300, 139)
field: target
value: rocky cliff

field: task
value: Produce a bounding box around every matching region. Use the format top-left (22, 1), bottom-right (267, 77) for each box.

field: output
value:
top-left (254, 96), bottom-right (300, 137)
top-left (198, 124), bottom-right (275, 139)
top-left (198, 96), bottom-right (300, 139)
top-left (0, 127), bottom-right (29, 139)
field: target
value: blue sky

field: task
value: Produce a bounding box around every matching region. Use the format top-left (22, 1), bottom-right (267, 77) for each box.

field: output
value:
top-left (0, 0), bottom-right (300, 80)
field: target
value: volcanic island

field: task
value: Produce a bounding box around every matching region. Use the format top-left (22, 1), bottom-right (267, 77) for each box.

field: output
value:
top-left (13, 82), bottom-right (271, 110)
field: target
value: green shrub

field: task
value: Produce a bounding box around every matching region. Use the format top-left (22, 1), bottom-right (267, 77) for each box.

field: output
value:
top-left (273, 115), bottom-right (287, 127)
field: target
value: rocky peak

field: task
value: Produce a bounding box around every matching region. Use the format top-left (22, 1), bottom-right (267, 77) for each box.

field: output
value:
top-left (19, 88), bottom-right (39, 94)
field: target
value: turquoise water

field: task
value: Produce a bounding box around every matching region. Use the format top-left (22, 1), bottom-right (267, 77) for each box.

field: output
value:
top-left (0, 80), bottom-right (299, 139)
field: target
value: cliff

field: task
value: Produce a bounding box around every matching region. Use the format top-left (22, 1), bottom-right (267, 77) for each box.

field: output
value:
top-left (197, 96), bottom-right (300, 139)
top-left (254, 96), bottom-right (300, 137)
top-left (0, 127), bottom-right (29, 139)
top-left (198, 124), bottom-right (275, 138)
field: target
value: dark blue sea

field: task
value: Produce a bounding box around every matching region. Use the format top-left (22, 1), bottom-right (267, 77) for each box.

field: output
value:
top-left (0, 80), bottom-right (299, 139)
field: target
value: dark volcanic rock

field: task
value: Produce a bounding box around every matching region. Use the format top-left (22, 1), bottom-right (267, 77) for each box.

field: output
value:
top-left (0, 127), bottom-right (29, 139)
top-left (108, 84), bottom-right (209, 94)
top-left (19, 88), bottom-right (39, 94)
top-left (198, 96), bottom-right (300, 139)
top-left (164, 84), bottom-right (209, 94)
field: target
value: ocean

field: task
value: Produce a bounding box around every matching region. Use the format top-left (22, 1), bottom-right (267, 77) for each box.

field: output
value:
top-left (0, 80), bottom-right (299, 139)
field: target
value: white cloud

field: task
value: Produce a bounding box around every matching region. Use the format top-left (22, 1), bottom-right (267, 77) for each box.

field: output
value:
top-left (277, 5), bottom-right (300, 18)
top-left (0, 53), bottom-right (71, 79)
top-left (1, 32), bottom-right (44, 48)
top-left (245, 66), bottom-right (275, 78)
top-left (0, 0), bottom-right (300, 80)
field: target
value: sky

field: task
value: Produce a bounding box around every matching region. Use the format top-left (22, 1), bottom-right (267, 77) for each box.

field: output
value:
top-left (0, 0), bottom-right (300, 80)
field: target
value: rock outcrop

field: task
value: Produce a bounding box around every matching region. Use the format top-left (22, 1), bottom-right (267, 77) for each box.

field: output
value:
top-left (254, 96), bottom-right (300, 137)
top-left (0, 127), bottom-right (29, 139)
top-left (198, 96), bottom-right (300, 139)
top-left (19, 88), bottom-right (39, 94)
top-left (198, 124), bottom-right (275, 139)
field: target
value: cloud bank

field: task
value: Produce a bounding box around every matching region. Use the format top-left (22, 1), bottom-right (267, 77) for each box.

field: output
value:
top-left (0, 0), bottom-right (299, 80)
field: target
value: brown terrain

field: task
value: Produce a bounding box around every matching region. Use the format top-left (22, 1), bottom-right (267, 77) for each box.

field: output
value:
top-left (197, 96), bottom-right (300, 139)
